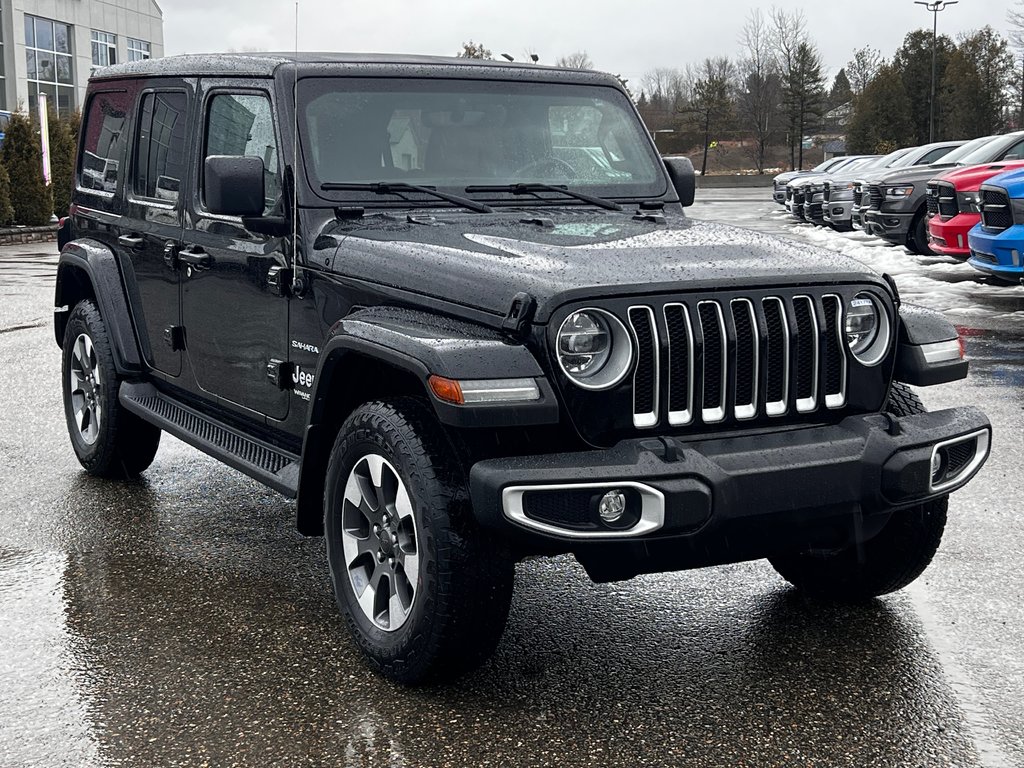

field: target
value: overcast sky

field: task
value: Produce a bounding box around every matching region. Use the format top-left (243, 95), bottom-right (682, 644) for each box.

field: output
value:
top-left (164, 0), bottom-right (1016, 87)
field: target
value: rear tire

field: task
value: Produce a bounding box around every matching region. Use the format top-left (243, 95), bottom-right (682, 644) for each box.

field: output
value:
top-left (768, 382), bottom-right (947, 601)
top-left (61, 300), bottom-right (161, 478)
top-left (324, 398), bottom-right (514, 684)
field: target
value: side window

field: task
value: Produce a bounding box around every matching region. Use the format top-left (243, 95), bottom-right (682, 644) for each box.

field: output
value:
top-left (919, 147), bottom-right (953, 165)
top-left (204, 93), bottom-right (280, 214)
top-left (79, 91), bottom-right (131, 194)
top-left (133, 92), bottom-right (188, 203)
top-left (1000, 140), bottom-right (1024, 161)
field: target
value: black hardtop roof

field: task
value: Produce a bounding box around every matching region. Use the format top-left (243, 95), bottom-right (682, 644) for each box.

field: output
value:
top-left (89, 51), bottom-right (620, 86)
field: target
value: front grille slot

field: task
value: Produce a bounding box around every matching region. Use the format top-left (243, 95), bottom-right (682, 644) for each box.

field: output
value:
top-left (698, 302), bottom-right (727, 423)
top-left (664, 304), bottom-right (694, 426)
top-left (731, 299), bottom-right (758, 419)
top-left (981, 188), bottom-right (1013, 231)
top-left (628, 307), bottom-right (659, 428)
top-left (937, 181), bottom-right (958, 219)
top-left (793, 297), bottom-right (819, 412)
top-left (623, 293), bottom-right (853, 429)
top-left (926, 183), bottom-right (939, 216)
top-left (868, 184), bottom-right (883, 209)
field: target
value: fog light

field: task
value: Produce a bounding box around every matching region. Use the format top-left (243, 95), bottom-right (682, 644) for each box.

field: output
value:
top-left (931, 450), bottom-right (945, 482)
top-left (599, 490), bottom-right (627, 523)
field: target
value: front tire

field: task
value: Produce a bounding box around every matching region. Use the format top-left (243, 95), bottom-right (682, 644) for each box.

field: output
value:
top-left (909, 210), bottom-right (934, 255)
top-left (61, 300), bottom-right (161, 477)
top-left (769, 382), bottom-right (948, 601)
top-left (324, 398), bottom-right (513, 684)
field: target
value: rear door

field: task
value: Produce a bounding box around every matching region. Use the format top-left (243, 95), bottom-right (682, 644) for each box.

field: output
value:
top-left (121, 84), bottom-right (193, 377)
top-left (179, 80), bottom-right (290, 421)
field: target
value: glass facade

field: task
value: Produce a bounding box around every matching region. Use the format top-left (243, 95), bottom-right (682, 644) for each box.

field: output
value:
top-left (127, 38), bottom-right (151, 62)
top-left (91, 30), bottom-right (116, 67)
top-left (25, 15), bottom-right (74, 114)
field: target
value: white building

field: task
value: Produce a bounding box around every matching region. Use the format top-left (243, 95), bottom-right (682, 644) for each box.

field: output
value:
top-left (0, 0), bottom-right (164, 114)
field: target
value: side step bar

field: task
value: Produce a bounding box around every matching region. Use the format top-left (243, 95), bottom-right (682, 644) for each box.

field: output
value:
top-left (119, 382), bottom-right (300, 497)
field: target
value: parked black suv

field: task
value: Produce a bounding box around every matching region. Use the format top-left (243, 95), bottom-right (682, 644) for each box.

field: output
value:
top-left (55, 53), bottom-right (991, 684)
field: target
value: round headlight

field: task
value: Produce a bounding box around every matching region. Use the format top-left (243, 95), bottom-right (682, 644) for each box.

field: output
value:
top-left (556, 309), bottom-right (633, 390)
top-left (844, 293), bottom-right (890, 365)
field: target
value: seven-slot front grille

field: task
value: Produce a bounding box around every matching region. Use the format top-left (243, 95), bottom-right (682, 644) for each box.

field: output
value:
top-left (625, 295), bottom-right (848, 429)
top-left (980, 188), bottom-right (1013, 231)
top-left (937, 181), bottom-right (958, 219)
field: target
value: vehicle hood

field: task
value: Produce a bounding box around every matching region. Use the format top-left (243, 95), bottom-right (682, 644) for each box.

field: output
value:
top-left (932, 160), bottom-right (1024, 191)
top-left (983, 167), bottom-right (1024, 196)
top-left (774, 170), bottom-right (816, 184)
top-left (868, 164), bottom-right (959, 186)
top-left (318, 211), bottom-right (886, 322)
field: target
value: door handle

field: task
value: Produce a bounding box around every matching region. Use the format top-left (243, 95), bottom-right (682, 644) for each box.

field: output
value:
top-left (178, 246), bottom-right (211, 270)
top-left (118, 234), bottom-right (144, 251)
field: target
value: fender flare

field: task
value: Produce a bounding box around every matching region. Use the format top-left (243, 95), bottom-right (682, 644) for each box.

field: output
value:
top-left (295, 307), bottom-right (559, 535)
top-left (894, 303), bottom-right (967, 386)
top-left (55, 239), bottom-right (142, 376)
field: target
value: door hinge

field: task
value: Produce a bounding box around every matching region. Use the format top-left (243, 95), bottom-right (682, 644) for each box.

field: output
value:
top-left (502, 291), bottom-right (536, 338)
top-left (267, 359), bottom-right (295, 389)
top-left (267, 265), bottom-right (292, 297)
top-left (164, 325), bottom-right (186, 351)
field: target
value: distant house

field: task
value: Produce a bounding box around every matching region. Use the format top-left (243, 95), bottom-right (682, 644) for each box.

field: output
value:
top-left (389, 115), bottom-right (425, 171)
top-left (823, 139), bottom-right (847, 160)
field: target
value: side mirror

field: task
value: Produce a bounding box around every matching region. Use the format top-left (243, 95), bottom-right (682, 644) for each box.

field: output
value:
top-left (664, 156), bottom-right (696, 207)
top-left (205, 155), bottom-right (265, 217)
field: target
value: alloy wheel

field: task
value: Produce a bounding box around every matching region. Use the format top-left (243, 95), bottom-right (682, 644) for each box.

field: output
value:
top-left (69, 333), bottom-right (102, 445)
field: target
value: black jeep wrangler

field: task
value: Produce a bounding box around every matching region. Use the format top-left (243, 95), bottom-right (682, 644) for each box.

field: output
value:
top-left (55, 53), bottom-right (991, 684)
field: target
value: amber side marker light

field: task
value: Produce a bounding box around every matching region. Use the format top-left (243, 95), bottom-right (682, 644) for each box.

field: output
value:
top-left (429, 376), bottom-right (541, 405)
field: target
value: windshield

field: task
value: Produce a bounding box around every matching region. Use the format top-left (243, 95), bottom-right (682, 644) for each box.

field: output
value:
top-left (298, 78), bottom-right (665, 204)
top-left (939, 136), bottom-right (997, 165)
top-left (955, 133), bottom-right (1024, 166)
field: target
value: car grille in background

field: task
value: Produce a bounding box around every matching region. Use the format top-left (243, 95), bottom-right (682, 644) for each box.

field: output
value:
top-left (980, 188), bottom-right (1013, 231)
top-left (867, 185), bottom-right (883, 209)
top-left (786, 187), bottom-right (793, 203)
top-left (626, 295), bottom-right (847, 429)
top-left (937, 181), bottom-right (958, 219)
top-left (823, 183), bottom-right (833, 203)
top-left (792, 189), bottom-right (805, 206)
top-left (853, 184), bottom-right (863, 208)
top-left (926, 183), bottom-right (939, 216)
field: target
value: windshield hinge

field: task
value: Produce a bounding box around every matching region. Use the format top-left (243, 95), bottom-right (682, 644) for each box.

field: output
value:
top-left (502, 292), bottom-right (536, 338)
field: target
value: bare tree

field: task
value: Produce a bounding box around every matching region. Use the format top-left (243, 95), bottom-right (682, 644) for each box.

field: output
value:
top-left (770, 7), bottom-right (808, 169)
top-left (737, 9), bottom-right (780, 173)
top-left (685, 57), bottom-right (736, 176)
top-left (1009, 1), bottom-right (1024, 127)
top-left (771, 8), bottom-right (825, 169)
top-left (556, 51), bottom-right (594, 70)
top-left (846, 46), bottom-right (883, 98)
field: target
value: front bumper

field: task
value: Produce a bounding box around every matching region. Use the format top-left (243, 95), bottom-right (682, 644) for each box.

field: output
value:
top-left (968, 222), bottom-right (1024, 279)
top-left (469, 407), bottom-right (990, 580)
top-left (803, 197), bottom-right (826, 223)
top-left (773, 186), bottom-right (786, 204)
top-left (823, 199), bottom-right (854, 227)
top-left (864, 209), bottom-right (914, 241)
top-left (928, 213), bottom-right (980, 257)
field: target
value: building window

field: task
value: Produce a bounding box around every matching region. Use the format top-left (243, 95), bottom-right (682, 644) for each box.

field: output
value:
top-left (25, 15), bottom-right (74, 114)
top-left (91, 30), bottom-right (116, 67)
top-left (127, 39), bottom-right (151, 62)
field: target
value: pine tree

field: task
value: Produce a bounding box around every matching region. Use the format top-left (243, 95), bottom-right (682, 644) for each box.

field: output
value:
top-left (48, 108), bottom-right (77, 218)
top-left (942, 28), bottom-right (1014, 137)
top-left (894, 30), bottom-right (955, 143)
top-left (847, 63), bottom-right (914, 153)
top-left (828, 69), bottom-right (853, 110)
top-left (0, 162), bottom-right (15, 227)
top-left (1, 112), bottom-right (53, 226)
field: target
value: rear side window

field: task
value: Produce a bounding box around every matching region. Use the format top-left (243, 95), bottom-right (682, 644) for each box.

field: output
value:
top-left (1000, 139), bottom-right (1024, 162)
top-left (79, 91), bottom-right (131, 194)
top-left (918, 146), bottom-right (954, 165)
top-left (204, 93), bottom-right (280, 214)
top-left (133, 92), bottom-right (188, 203)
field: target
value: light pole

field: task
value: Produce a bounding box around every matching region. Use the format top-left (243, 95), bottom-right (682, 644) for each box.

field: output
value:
top-left (915, 0), bottom-right (958, 142)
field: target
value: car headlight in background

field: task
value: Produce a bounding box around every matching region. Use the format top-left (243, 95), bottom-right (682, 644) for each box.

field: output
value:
top-left (957, 191), bottom-right (981, 213)
top-left (884, 184), bottom-right (915, 200)
top-left (556, 309), bottom-right (633, 389)
top-left (845, 293), bottom-right (891, 366)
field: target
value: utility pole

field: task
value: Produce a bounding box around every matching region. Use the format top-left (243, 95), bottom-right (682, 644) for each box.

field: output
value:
top-left (915, 0), bottom-right (958, 142)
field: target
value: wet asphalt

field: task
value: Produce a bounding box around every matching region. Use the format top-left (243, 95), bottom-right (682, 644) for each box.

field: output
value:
top-left (1, 193), bottom-right (1023, 767)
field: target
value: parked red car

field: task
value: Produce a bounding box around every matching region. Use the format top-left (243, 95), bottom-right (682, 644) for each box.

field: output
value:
top-left (927, 159), bottom-right (1024, 257)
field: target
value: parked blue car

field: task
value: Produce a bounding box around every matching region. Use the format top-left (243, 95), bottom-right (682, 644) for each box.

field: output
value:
top-left (968, 167), bottom-right (1024, 282)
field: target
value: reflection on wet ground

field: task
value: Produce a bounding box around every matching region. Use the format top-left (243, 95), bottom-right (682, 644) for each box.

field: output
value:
top-left (0, 245), bottom-right (59, 286)
top-left (2, 227), bottom-right (1023, 766)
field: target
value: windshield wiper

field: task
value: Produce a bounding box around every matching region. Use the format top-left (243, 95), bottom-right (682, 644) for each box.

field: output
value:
top-left (320, 182), bottom-right (493, 213)
top-left (464, 183), bottom-right (623, 212)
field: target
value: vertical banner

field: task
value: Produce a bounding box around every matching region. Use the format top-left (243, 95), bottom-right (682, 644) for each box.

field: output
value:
top-left (38, 93), bottom-right (51, 186)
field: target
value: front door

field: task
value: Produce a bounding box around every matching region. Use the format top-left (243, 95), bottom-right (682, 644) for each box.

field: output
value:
top-left (180, 83), bottom-right (290, 421)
